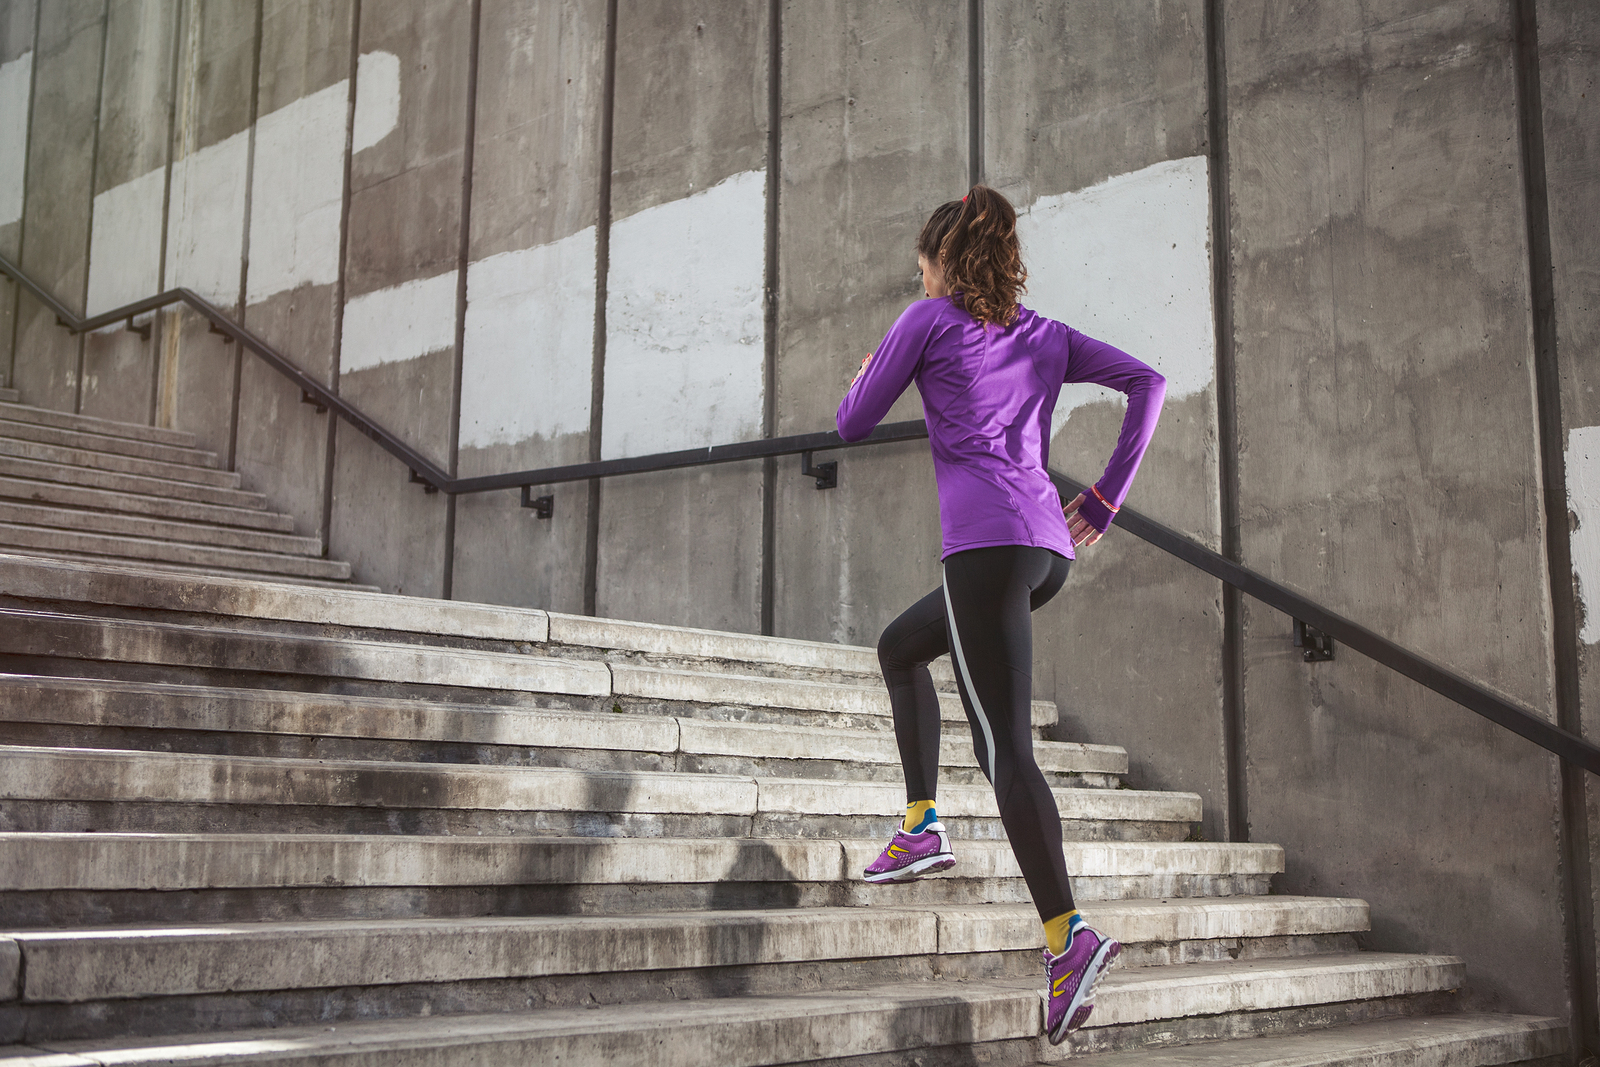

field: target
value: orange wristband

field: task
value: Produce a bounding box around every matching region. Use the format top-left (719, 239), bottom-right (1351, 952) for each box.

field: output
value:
top-left (1090, 484), bottom-right (1119, 514)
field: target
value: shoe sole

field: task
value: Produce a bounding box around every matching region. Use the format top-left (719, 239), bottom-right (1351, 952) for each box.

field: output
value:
top-left (862, 853), bottom-right (955, 883)
top-left (1046, 937), bottom-right (1121, 1045)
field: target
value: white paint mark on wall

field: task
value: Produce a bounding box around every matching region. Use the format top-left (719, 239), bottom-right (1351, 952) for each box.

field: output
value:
top-left (0, 50), bottom-right (31, 228)
top-left (86, 167), bottom-right (166, 315)
top-left (1017, 155), bottom-right (1215, 440)
top-left (340, 269), bottom-right (459, 375)
top-left (353, 50), bottom-right (400, 153)
top-left (164, 127), bottom-right (250, 304)
top-left (460, 226), bottom-right (597, 449)
top-left (601, 169), bottom-right (765, 460)
top-left (1566, 425), bottom-right (1600, 643)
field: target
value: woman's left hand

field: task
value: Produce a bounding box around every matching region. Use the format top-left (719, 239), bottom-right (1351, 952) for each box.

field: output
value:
top-left (1062, 493), bottom-right (1104, 548)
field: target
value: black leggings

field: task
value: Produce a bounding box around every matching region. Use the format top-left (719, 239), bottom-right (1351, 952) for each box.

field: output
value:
top-left (877, 544), bottom-right (1074, 920)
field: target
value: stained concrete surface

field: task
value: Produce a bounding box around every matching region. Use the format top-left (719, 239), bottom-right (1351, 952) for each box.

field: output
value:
top-left (0, 0), bottom-right (38, 391)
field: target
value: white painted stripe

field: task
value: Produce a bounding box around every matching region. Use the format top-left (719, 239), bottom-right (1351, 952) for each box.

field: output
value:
top-left (340, 270), bottom-right (460, 374)
top-left (942, 564), bottom-right (997, 782)
top-left (0, 51), bottom-right (31, 228)
top-left (87, 167), bottom-right (165, 315)
top-left (1567, 425), bottom-right (1600, 643)
top-left (164, 128), bottom-right (251, 304)
top-left (1017, 155), bottom-right (1215, 440)
top-left (352, 50), bottom-right (400, 153)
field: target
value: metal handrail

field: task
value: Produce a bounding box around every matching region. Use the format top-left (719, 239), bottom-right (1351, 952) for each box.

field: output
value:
top-left (4, 252), bottom-right (1595, 773)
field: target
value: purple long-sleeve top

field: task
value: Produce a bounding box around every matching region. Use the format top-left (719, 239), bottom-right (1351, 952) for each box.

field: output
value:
top-left (836, 296), bottom-right (1167, 561)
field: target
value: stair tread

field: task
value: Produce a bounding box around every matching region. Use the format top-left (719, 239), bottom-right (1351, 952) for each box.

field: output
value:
top-left (12, 958), bottom-right (1472, 1066)
top-left (0, 744), bottom-right (1201, 821)
top-left (0, 477), bottom-right (296, 531)
top-left (0, 437), bottom-right (241, 488)
top-left (0, 522), bottom-right (349, 578)
top-left (5, 898), bottom-right (1371, 1003)
top-left (0, 416), bottom-right (220, 468)
top-left (0, 500), bottom-right (321, 555)
top-left (0, 833), bottom-right (1288, 891)
top-left (0, 546), bottom-right (372, 590)
top-left (1055, 1013), bottom-right (1567, 1067)
top-left (0, 453), bottom-right (267, 508)
top-left (0, 401), bottom-right (198, 448)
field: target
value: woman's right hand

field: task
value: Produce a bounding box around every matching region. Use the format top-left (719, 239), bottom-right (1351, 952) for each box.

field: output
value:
top-left (1062, 494), bottom-right (1104, 548)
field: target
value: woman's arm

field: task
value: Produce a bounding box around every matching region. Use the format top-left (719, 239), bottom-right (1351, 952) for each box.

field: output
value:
top-left (836, 301), bottom-right (939, 441)
top-left (1061, 328), bottom-right (1167, 534)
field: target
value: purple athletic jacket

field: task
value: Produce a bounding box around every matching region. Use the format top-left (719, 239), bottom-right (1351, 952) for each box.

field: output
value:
top-left (836, 296), bottom-right (1167, 561)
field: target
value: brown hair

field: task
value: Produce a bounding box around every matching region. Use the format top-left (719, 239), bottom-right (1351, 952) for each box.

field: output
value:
top-left (916, 185), bottom-right (1027, 327)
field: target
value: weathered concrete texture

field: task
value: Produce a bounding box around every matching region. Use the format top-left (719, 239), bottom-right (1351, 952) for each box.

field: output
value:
top-left (12, 1), bottom-right (103, 414)
top-left (78, 0), bottom-right (173, 426)
top-left (593, 0), bottom-right (769, 632)
top-left (0, 1), bottom-right (37, 392)
top-left (982, 2), bottom-right (1227, 837)
top-left (450, 0), bottom-right (605, 614)
top-left (332, 0), bottom-right (471, 596)
top-left (771, 1), bottom-right (964, 645)
top-left (1224, 0), bottom-right (1566, 1015)
top-left (232, 0), bottom-right (353, 541)
top-left (1540, 0), bottom-right (1600, 1039)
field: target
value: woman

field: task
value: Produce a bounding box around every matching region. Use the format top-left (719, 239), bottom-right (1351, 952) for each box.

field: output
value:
top-left (836, 186), bottom-right (1166, 1042)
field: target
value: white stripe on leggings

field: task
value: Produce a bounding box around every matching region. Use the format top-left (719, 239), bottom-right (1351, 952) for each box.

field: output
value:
top-left (942, 564), bottom-right (997, 782)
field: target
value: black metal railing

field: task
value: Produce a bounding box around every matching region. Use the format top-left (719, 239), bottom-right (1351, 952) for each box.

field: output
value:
top-left (3, 252), bottom-right (1596, 775)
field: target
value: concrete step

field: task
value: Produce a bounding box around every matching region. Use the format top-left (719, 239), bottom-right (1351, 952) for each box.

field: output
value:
top-left (0, 400), bottom-right (198, 448)
top-left (0, 955), bottom-right (1475, 1066)
top-left (0, 554), bottom-right (951, 690)
top-left (0, 416), bottom-right (220, 469)
top-left (0, 609), bottom-right (1044, 731)
top-left (0, 524), bottom-right (348, 579)
top-left (0, 500), bottom-right (321, 556)
top-left (0, 477), bottom-right (294, 531)
top-left (1058, 1014), bottom-right (1567, 1067)
top-left (0, 675), bottom-right (1127, 786)
top-left (0, 745), bottom-right (1199, 838)
top-left (0, 389), bottom-right (17, 404)
top-left (0, 834), bottom-right (1286, 924)
top-left (0, 898), bottom-right (1368, 1041)
top-left (0, 454), bottom-right (266, 509)
top-left (0, 436), bottom-right (240, 489)
top-left (0, 547), bottom-right (376, 590)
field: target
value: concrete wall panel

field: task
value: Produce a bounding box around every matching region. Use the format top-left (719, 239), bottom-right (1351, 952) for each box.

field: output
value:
top-left (234, 0), bottom-right (354, 544)
top-left (81, 0), bottom-right (174, 424)
top-left (771, 0), bottom-right (964, 645)
top-left (1226, 0), bottom-right (1566, 1013)
top-left (12, 0), bottom-right (102, 412)
top-left (0, 0), bottom-right (38, 391)
top-left (595, 0), bottom-right (768, 632)
top-left (330, 0), bottom-right (472, 595)
top-left (451, 0), bottom-right (606, 613)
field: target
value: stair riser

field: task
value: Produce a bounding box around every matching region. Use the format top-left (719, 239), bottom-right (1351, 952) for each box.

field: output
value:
top-left (0, 872), bottom-right (1278, 929)
top-left (0, 476), bottom-right (294, 530)
top-left (0, 401), bottom-right (197, 447)
top-left (0, 455), bottom-right (266, 507)
top-left (0, 800), bottom-right (1184, 843)
top-left (0, 724), bottom-right (1115, 789)
top-left (0, 418), bottom-right (220, 468)
top-left (0, 437), bottom-right (240, 488)
top-left (1, 937), bottom-right (1363, 1045)
top-left (0, 523), bottom-right (350, 578)
top-left (0, 500), bottom-right (320, 555)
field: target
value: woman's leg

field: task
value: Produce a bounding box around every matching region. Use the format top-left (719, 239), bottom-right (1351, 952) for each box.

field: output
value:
top-left (877, 587), bottom-right (950, 807)
top-left (941, 545), bottom-right (1073, 920)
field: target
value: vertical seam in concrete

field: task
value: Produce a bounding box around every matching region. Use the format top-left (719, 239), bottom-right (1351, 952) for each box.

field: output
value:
top-left (967, 0), bottom-right (981, 188)
top-left (75, 0), bottom-right (112, 415)
top-left (1205, 0), bottom-right (1246, 844)
top-left (584, 0), bottom-right (619, 618)
top-left (324, 0), bottom-right (363, 559)
top-left (226, 0), bottom-right (266, 471)
top-left (150, 0), bottom-right (183, 426)
top-left (760, 0), bottom-right (781, 636)
top-left (1513, 0), bottom-right (1597, 1052)
top-left (441, 0), bottom-right (483, 601)
top-left (6, 0), bottom-right (43, 392)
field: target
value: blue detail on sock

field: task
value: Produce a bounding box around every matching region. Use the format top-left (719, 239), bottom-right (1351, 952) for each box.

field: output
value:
top-left (909, 806), bottom-right (938, 833)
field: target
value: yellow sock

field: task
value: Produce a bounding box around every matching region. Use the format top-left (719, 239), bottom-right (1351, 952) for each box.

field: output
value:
top-left (1043, 910), bottom-right (1083, 956)
top-left (902, 800), bottom-right (937, 834)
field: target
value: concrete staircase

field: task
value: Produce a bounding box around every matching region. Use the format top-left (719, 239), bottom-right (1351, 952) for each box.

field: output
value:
top-left (0, 391), bottom-right (362, 587)
top-left (0, 551), bottom-right (1569, 1065)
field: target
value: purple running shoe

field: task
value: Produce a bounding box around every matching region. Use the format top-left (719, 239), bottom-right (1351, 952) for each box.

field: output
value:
top-left (862, 822), bottom-right (955, 883)
top-left (1043, 926), bottom-right (1121, 1044)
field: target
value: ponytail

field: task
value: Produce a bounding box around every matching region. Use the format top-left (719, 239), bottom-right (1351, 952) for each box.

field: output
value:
top-left (916, 185), bottom-right (1027, 327)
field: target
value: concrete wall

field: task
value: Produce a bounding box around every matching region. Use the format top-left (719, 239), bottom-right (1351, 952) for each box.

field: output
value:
top-left (4, 0), bottom-right (1596, 1033)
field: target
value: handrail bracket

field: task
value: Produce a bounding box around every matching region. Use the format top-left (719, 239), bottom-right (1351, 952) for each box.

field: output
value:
top-left (800, 451), bottom-right (837, 490)
top-left (520, 486), bottom-right (554, 519)
top-left (1293, 619), bottom-right (1335, 662)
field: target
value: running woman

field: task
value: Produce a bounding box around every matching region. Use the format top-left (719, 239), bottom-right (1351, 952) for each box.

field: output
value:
top-left (836, 186), bottom-right (1166, 1042)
